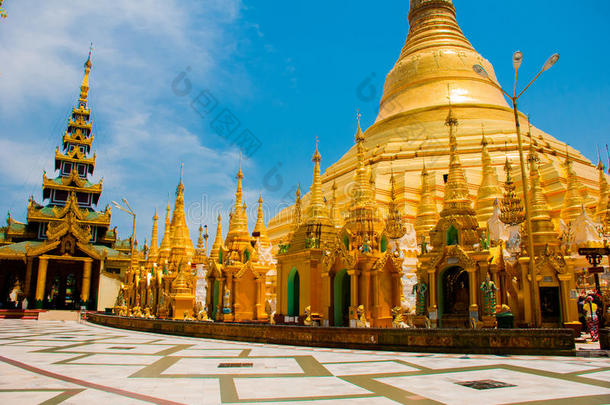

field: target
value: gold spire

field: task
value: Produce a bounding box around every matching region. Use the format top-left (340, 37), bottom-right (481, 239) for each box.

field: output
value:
top-left (253, 194), bottom-right (269, 242)
top-left (147, 209), bottom-right (159, 265)
top-left (330, 180), bottom-right (340, 226)
top-left (227, 166), bottom-right (249, 239)
top-left (560, 150), bottom-right (581, 224)
top-left (529, 150), bottom-right (559, 254)
top-left (158, 203), bottom-right (172, 265)
top-left (293, 186), bottom-right (302, 228)
top-left (78, 44), bottom-right (93, 107)
top-left (475, 126), bottom-right (502, 225)
top-left (169, 165), bottom-right (195, 266)
top-left (353, 114), bottom-right (372, 206)
top-left (209, 213), bottom-right (223, 261)
top-left (415, 162), bottom-right (438, 239)
top-left (596, 147), bottom-right (609, 223)
top-left (441, 107), bottom-right (472, 214)
top-left (499, 157), bottom-right (525, 226)
top-left (385, 168), bottom-right (407, 239)
top-left (306, 139), bottom-right (329, 221)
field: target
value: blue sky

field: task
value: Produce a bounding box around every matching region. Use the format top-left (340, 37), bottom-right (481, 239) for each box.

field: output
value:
top-left (0, 0), bottom-right (608, 245)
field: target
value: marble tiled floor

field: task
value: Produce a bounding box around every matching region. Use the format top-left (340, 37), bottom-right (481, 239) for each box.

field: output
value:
top-left (0, 320), bottom-right (608, 404)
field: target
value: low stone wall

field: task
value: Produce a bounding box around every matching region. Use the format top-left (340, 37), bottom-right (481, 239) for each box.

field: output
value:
top-left (88, 314), bottom-right (575, 356)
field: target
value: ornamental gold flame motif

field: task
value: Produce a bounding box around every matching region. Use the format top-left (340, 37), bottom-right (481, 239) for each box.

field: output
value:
top-left (500, 158), bottom-right (525, 226)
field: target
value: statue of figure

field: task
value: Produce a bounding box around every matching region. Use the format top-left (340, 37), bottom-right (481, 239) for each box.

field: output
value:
top-left (361, 237), bottom-right (372, 253)
top-left (480, 275), bottom-right (497, 316)
top-left (355, 305), bottom-right (370, 328)
top-left (144, 307), bottom-right (155, 319)
top-left (392, 306), bottom-right (408, 328)
top-left (8, 280), bottom-right (22, 308)
top-left (132, 306), bottom-right (143, 317)
top-left (183, 310), bottom-right (194, 321)
top-left (222, 286), bottom-right (231, 314)
top-left (304, 305), bottom-right (313, 326)
top-left (412, 282), bottom-right (428, 316)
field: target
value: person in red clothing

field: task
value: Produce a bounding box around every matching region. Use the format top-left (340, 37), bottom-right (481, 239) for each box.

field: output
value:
top-left (584, 296), bottom-right (599, 342)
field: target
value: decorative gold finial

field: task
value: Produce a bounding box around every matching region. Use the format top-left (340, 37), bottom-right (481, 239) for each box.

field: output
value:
top-left (499, 157), bottom-right (525, 226)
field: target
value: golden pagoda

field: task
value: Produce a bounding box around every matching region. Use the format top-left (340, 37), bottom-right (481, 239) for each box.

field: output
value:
top-left (268, 0), bottom-right (605, 256)
top-left (0, 51), bottom-right (130, 310)
top-left (277, 132), bottom-right (405, 327)
top-left (205, 167), bottom-right (273, 322)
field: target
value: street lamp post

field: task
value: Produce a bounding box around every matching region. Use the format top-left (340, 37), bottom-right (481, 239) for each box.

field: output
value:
top-left (473, 52), bottom-right (559, 327)
top-left (112, 199), bottom-right (137, 256)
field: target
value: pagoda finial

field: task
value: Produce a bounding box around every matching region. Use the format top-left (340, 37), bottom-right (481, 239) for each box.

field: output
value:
top-left (352, 113), bottom-right (372, 206)
top-left (253, 194), bottom-right (269, 241)
top-left (169, 172), bottom-right (195, 267)
top-left (529, 150), bottom-right (558, 253)
top-left (597, 145), bottom-right (610, 223)
top-left (209, 213), bottom-right (223, 261)
top-left (306, 139), bottom-right (329, 221)
top-left (415, 162), bottom-right (438, 239)
top-left (355, 109), bottom-right (364, 143)
top-left (293, 184), bottom-right (302, 227)
top-left (442, 106), bottom-right (470, 212)
top-left (78, 44), bottom-right (93, 107)
top-left (147, 209), bottom-right (159, 264)
top-left (475, 124), bottom-right (502, 225)
top-left (596, 145), bottom-right (605, 171)
top-left (561, 145), bottom-right (581, 224)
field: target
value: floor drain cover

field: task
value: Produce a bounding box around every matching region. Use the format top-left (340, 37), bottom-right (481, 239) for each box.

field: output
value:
top-left (218, 362), bottom-right (253, 368)
top-left (109, 346), bottom-right (135, 350)
top-left (456, 380), bottom-right (516, 390)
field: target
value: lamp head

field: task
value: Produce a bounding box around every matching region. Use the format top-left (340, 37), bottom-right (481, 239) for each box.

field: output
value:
top-left (512, 51), bottom-right (523, 70)
top-left (542, 53), bottom-right (560, 72)
top-left (472, 64), bottom-right (489, 78)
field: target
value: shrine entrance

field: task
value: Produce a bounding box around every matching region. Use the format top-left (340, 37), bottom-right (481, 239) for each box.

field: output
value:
top-left (539, 286), bottom-right (561, 326)
top-left (439, 266), bottom-right (469, 328)
top-left (333, 269), bottom-right (350, 327)
top-left (287, 267), bottom-right (300, 317)
top-left (44, 261), bottom-right (82, 310)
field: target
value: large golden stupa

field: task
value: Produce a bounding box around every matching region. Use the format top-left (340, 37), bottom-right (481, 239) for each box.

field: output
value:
top-left (268, 0), bottom-right (603, 242)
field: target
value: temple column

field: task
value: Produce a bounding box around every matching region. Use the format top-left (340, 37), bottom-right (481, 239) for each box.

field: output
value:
top-left (35, 256), bottom-right (49, 308)
top-left (362, 271), bottom-right (370, 314)
top-left (427, 270), bottom-right (437, 310)
top-left (321, 271), bottom-right (330, 325)
top-left (81, 259), bottom-right (93, 308)
top-left (217, 277), bottom-right (225, 321)
top-left (24, 258), bottom-right (33, 297)
top-left (519, 258), bottom-right (532, 325)
top-left (558, 274), bottom-right (577, 324)
top-left (206, 278), bottom-right (213, 314)
top-left (233, 277), bottom-right (241, 321)
top-left (255, 277), bottom-right (264, 320)
top-left (347, 269), bottom-right (359, 307)
top-left (467, 267), bottom-right (478, 314)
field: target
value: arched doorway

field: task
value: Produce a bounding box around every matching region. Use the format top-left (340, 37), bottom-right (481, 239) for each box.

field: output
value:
top-left (333, 269), bottom-right (350, 326)
top-left (439, 266), bottom-right (469, 328)
top-left (211, 279), bottom-right (220, 320)
top-left (287, 267), bottom-right (300, 317)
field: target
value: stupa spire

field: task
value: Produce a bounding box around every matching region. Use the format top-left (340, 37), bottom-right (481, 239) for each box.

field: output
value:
top-left (442, 106), bottom-right (471, 213)
top-left (415, 162), bottom-right (438, 239)
top-left (293, 186), bottom-right (302, 228)
top-left (79, 43), bottom-right (93, 107)
top-left (147, 209), bottom-right (159, 264)
top-left (169, 164), bottom-right (195, 266)
top-left (561, 149), bottom-right (581, 224)
top-left (157, 203), bottom-right (172, 265)
top-left (253, 195), bottom-right (269, 238)
top-left (595, 146), bottom-right (609, 223)
top-left (385, 168), bottom-right (407, 239)
top-left (330, 180), bottom-right (340, 226)
top-left (475, 125), bottom-right (502, 226)
top-left (529, 151), bottom-right (559, 254)
top-left (209, 213), bottom-right (223, 261)
top-left (353, 113), bottom-right (372, 206)
top-left (306, 139), bottom-right (329, 221)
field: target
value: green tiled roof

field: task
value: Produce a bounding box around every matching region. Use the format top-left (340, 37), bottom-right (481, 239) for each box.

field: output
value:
top-left (0, 241), bottom-right (43, 254)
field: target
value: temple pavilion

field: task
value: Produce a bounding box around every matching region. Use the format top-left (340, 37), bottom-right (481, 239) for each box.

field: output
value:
top-left (0, 52), bottom-right (130, 310)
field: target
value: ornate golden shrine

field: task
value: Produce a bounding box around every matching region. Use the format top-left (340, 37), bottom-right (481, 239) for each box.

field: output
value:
top-left (0, 52), bottom-right (130, 310)
top-left (205, 168), bottom-right (275, 322)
